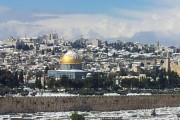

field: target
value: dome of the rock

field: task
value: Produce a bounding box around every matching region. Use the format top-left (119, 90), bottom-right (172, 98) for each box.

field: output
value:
top-left (61, 50), bottom-right (81, 64)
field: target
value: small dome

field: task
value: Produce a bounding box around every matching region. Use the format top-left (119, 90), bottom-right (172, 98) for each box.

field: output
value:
top-left (61, 50), bottom-right (81, 64)
top-left (86, 73), bottom-right (92, 78)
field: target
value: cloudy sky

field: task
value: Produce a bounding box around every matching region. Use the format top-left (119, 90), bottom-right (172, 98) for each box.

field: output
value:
top-left (1, 0), bottom-right (180, 46)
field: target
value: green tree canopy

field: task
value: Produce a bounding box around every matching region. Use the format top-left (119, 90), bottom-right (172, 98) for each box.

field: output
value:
top-left (19, 70), bottom-right (24, 84)
top-left (70, 112), bottom-right (85, 120)
top-left (35, 79), bottom-right (42, 89)
top-left (47, 78), bottom-right (56, 89)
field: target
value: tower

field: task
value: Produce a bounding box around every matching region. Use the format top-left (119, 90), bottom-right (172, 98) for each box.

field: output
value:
top-left (92, 39), bottom-right (101, 47)
top-left (156, 41), bottom-right (160, 51)
top-left (164, 52), bottom-right (171, 72)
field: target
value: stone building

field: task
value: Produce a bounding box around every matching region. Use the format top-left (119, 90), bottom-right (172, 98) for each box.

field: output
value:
top-left (92, 39), bottom-right (101, 47)
top-left (48, 50), bottom-right (89, 79)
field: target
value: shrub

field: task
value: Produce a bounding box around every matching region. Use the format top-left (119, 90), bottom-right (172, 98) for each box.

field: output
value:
top-left (70, 112), bottom-right (85, 120)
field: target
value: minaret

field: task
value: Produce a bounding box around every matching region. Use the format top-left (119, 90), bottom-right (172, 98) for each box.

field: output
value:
top-left (157, 41), bottom-right (160, 50)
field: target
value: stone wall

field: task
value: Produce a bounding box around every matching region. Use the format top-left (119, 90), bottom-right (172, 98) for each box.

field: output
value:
top-left (171, 64), bottom-right (180, 76)
top-left (0, 94), bottom-right (180, 114)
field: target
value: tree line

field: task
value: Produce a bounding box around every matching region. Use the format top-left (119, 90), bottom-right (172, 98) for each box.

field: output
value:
top-left (0, 69), bottom-right (24, 88)
top-left (1, 67), bottom-right (180, 96)
top-left (121, 69), bottom-right (180, 90)
top-left (43, 74), bottom-right (120, 95)
top-left (16, 44), bottom-right (34, 51)
top-left (0, 69), bottom-right (25, 96)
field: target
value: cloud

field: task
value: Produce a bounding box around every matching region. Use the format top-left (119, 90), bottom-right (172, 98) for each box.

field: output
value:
top-left (1, 1), bottom-right (180, 46)
top-left (0, 13), bottom-right (129, 40)
top-left (130, 31), bottom-right (177, 45)
top-left (0, 6), bottom-right (10, 14)
top-left (0, 20), bottom-right (45, 38)
top-left (31, 13), bottom-right (61, 17)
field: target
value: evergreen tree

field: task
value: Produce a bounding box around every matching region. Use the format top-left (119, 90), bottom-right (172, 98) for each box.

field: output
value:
top-left (29, 45), bottom-right (34, 50)
top-left (70, 112), bottom-right (85, 120)
top-left (168, 71), bottom-right (180, 87)
top-left (52, 49), bottom-right (55, 55)
top-left (16, 44), bottom-right (22, 50)
top-left (13, 71), bottom-right (19, 87)
top-left (24, 44), bottom-right (30, 51)
top-left (43, 75), bottom-right (46, 89)
top-left (35, 79), bottom-right (42, 89)
top-left (19, 70), bottom-right (24, 84)
top-left (41, 49), bottom-right (45, 55)
top-left (158, 68), bottom-right (167, 89)
top-left (60, 75), bottom-right (70, 88)
top-left (45, 66), bottom-right (49, 75)
top-left (47, 78), bottom-right (56, 89)
top-left (120, 68), bottom-right (127, 76)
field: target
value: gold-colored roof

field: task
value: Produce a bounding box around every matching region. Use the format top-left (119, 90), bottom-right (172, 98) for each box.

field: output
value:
top-left (61, 50), bottom-right (81, 64)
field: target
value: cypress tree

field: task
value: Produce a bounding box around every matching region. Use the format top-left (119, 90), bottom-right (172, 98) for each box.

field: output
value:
top-left (19, 70), bottom-right (24, 84)
top-left (14, 71), bottom-right (19, 87)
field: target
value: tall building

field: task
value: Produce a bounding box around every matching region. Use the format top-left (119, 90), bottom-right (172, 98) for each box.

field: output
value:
top-left (163, 52), bottom-right (171, 72)
top-left (155, 41), bottom-right (160, 51)
top-left (48, 33), bottom-right (58, 40)
top-left (48, 50), bottom-right (89, 80)
top-left (45, 33), bottom-right (58, 44)
top-left (92, 39), bottom-right (101, 47)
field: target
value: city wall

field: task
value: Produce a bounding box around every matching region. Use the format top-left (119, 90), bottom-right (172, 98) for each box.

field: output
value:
top-left (0, 94), bottom-right (180, 114)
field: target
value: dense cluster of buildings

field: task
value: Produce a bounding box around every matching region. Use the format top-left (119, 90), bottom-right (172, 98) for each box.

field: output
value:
top-left (1, 33), bottom-right (180, 85)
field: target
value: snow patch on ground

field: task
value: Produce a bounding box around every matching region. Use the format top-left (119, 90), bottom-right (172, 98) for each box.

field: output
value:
top-left (1, 107), bottom-right (180, 120)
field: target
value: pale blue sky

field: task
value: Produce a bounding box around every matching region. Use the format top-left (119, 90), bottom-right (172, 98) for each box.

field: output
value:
top-left (0, 0), bottom-right (168, 21)
top-left (0, 0), bottom-right (180, 46)
top-left (0, 0), bottom-right (158, 12)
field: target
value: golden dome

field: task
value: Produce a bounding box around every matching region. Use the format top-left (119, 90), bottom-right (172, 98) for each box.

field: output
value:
top-left (61, 50), bottom-right (81, 64)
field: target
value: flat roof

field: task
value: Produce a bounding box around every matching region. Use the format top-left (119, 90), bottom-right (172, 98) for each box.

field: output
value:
top-left (49, 69), bottom-right (88, 72)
